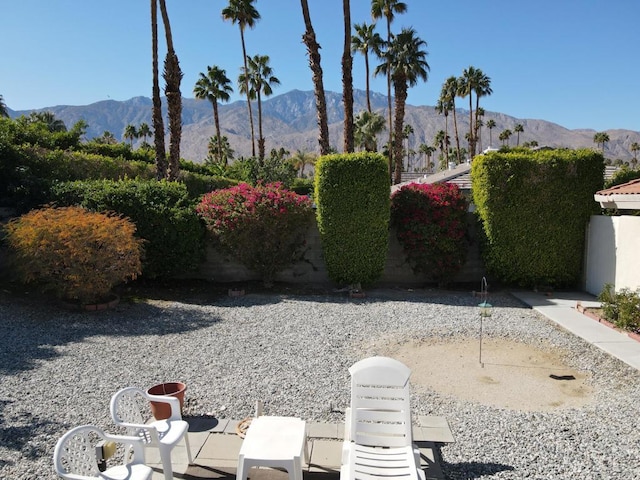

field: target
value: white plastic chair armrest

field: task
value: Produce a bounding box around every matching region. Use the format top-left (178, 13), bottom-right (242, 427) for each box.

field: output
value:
top-left (103, 433), bottom-right (148, 464)
top-left (344, 407), bottom-right (352, 442)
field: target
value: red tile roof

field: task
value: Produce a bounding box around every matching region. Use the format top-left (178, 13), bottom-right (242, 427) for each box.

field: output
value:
top-left (595, 178), bottom-right (640, 196)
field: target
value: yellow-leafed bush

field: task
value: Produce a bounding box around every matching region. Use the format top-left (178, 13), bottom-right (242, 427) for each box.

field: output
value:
top-left (4, 206), bottom-right (144, 304)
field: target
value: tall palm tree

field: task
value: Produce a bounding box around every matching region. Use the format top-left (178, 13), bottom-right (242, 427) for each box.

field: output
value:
top-left (514, 123), bottom-right (524, 146)
top-left (151, 0), bottom-right (166, 179)
top-left (158, 0), bottom-right (182, 181)
top-left (300, 0), bottom-right (330, 155)
top-left (473, 69), bottom-right (492, 154)
top-left (222, 0), bottom-right (260, 158)
top-left (375, 27), bottom-right (428, 184)
top-left (459, 66), bottom-right (477, 157)
top-left (441, 76), bottom-right (461, 164)
top-left (206, 135), bottom-right (235, 166)
top-left (418, 143), bottom-right (435, 172)
top-left (499, 129), bottom-right (512, 146)
top-left (240, 54), bottom-right (280, 161)
top-left (194, 65), bottom-right (234, 165)
top-left (138, 122), bottom-right (152, 144)
top-left (434, 98), bottom-right (450, 165)
top-left (351, 23), bottom-right (382, 114)
top-left (0, 95), bottom-right (8, 118)
top-left (371, 0), bottom-right (407, 181)
top-left (353, 110), bottom-right (386, 152)
top-left (403, 123), bottom-right (414, 171)
top-left (341, 0), bottom-right (354, 153)
top-left (123, 124), bottom-right (138, 147)
top-left (486, 118), bottom-right (496, 148)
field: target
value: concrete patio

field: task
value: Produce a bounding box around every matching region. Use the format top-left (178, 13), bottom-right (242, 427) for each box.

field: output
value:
top-left (146, 415), bottom-right (454, 480)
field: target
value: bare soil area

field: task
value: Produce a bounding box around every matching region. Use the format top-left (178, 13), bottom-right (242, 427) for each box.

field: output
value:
top-left (378, 337), bottom-right (593, 411)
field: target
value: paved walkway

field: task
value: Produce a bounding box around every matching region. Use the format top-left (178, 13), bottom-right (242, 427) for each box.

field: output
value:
top-left (511, 290), bottom-right (640, 371)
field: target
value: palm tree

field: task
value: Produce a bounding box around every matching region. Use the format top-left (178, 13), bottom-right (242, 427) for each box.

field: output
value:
top-left (459, 66), bottom-right (477, 157)
top-left (0, 95), bottom-right (8, 118)
top-left (28, 111), bottom-right (67, 132)
top-left (290, 149), bottom-right (317, 177)
top-left (375, 27), bottom-right (429, 184)
top-left (476, 107), bottom-right (485, 151)
top-left (194, 65), bottom-right (233, 165)
top-left (441, 76), bottom-right (461, 164)
top-left (631, 142), bottom-right (640, 165)
top-left (206, 135), bottom-right (235, 166)
top-left (138, 122), bottom-right (152, 144)
top-left (353, 110), bottom-right (386, 152)
top-left (473, 69), bottom-right (492, 154)
top-left (403, 123), bottom-right (414, 171)
top-left (151, 0), bottom-right (167, 179)
top-left (341, 0), bottom-right (354, 153)
top-left (351, 23), bottom-right (383, 114)
top-left (240, 54), bottom-right (280, 161)
top-left (499, 129), bottom-right (512, 146)
top-left (418, 143), bottom-right (435, 172)
top-left (486, 118), bottom-right (496, 147)
top-left (300, 0), bottom-right (330, 155)
top-left (514, 123), bottom-right (524, 146)
top-left (222, 0), bottom-right (260, 158)
top-left (123, 124), bottom-right (138, 147)
top-left (158, 0), bottom-right (182, 181)
top-left (371, 0), bottom-right (407, 181)
top-left (593, 132), bottom-right (610, 153)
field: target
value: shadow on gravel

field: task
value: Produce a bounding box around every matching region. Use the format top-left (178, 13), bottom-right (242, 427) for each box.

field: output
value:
top-left (0, 289), bottom-right (220, 376)
top-left (0, 401), bottom-right (63, 460)
top-left (442, 460), bottom-right (515, 478)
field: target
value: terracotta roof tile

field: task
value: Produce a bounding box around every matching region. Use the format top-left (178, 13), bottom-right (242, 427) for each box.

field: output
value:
top-left (596, 178), bottom-right (640, 196)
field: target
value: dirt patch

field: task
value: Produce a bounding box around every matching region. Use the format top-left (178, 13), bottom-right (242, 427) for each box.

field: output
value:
top-left (377, 337), bottom-right (593, 412)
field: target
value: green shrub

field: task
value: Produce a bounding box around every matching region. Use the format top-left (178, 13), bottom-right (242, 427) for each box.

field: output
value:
top-left (50, 179), bottom-right (205, 278)
top-left (177, 170), bottom-right (239, 199)
top-left (196, 182), bottom-right (313, 286)
top-left (291, 177), bottom-right (314, 196)
top-left (314, 152), bottom-right (390, 287)
top-left (391, 182), bottom-right (468, 286)
top-left (472, 149), bottom-right (603, 287)
top-left (598, 284), bottom-right (640, 333)
top-left (4, 206), bottom-right (143, 304)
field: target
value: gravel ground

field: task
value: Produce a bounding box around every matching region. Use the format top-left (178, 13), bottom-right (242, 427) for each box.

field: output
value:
top-left (1, 286), bottom-right (640, 479)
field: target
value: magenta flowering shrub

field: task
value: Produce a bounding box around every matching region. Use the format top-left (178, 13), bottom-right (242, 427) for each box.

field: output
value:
top-left (196, 182), bottom-right (313, 285)
top-left (391, 182), bottom-right (468, 286)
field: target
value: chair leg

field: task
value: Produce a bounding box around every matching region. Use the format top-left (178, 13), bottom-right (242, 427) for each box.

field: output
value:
top-left (159, 446), bottom-right (174, 480)
top-left (184, 433), bottom-right (194, 465)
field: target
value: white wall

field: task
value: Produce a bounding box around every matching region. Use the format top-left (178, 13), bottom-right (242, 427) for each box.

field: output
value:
top-left (585, 215), bottom-right (640, 295)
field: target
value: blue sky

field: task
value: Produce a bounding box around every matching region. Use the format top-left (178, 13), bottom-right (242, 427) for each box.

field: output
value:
top-left (3, 0), bottom-right (639, 132)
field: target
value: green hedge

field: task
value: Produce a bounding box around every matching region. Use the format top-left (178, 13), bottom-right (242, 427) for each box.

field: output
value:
top-left (50, 179), bottom-right (206, 279)
top-left (314, 152), bottom-right (390, 287)
top-left (472, 149), bottom-right (604, 287)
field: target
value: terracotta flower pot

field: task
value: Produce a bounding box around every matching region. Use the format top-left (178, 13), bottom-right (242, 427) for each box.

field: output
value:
top-left (147, 382), bottom-right (186, 420)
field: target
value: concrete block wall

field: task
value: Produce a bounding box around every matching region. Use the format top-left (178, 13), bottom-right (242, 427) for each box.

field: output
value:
top-left (192, 214), bottom-right (486, 287)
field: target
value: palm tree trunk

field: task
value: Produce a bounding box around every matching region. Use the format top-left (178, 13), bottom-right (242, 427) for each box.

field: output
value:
top-left (468, 93), bottom-right (474, 157)
top-left (444, 112), bottom-right (449, 164)
top-left (240, 30), bottom-right (256, 158)
top-left (392, 81), bottom-right (407, 185)
top-left (212, 102), bottom-right (224, 165)
top-left (385, 19), bottom-right (393, 182)
top-left (159, 0), bottom-right (182, 181)
top-left (342, 0), bottom-right (354, 153)
top-left (301, 0), bottom-right (330, 155)
top-left (364, 53), bottom-right (372, 114)
top-left (151, 0), bottom-right (167, 180)
top-left (257, 89), bottom-right (265, 161)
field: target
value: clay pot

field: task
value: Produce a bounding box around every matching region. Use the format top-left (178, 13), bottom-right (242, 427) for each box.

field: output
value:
top-left (147, 382), bottom-right (186, 420)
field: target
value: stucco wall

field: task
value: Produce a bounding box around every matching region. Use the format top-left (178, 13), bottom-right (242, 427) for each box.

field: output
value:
top-left (585, 215), bottom-right (640, 295)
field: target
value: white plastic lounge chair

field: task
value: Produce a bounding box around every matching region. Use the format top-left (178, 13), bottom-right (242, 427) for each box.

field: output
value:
top-left (53, 424), bottom-right (153, 480)
top-left (110, 387), bottom-right (193, 480)
top-left (341, 356), bottom-right (425, 480)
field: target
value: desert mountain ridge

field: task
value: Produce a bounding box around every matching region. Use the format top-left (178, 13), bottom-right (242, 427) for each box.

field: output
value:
top-left (8, 89), bottom-right (640, 163)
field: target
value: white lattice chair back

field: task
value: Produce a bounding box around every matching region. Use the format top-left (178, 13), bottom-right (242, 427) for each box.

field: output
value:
top-left (111, 387), bottom-right (153, 443)
top-left (53, 424), bottom-right (151, 480)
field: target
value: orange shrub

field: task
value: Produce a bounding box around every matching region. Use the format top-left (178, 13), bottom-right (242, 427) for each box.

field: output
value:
top-left (4, 206), bottom-right (144, 304)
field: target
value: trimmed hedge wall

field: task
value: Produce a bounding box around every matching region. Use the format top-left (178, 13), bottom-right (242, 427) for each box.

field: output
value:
top-left (314, 152), bottom-right (390, 287)
top-left (50, 179), bottom-right (206, 279)
top-left (472, 148), bottom-right (604, 287)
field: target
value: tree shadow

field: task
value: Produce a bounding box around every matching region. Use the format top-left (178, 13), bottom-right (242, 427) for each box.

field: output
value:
top-left (442, 460), bottom-right (516, 479)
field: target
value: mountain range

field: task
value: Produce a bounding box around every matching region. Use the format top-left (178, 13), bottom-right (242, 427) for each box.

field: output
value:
top-left (9, 89), bottom-right (640, 163)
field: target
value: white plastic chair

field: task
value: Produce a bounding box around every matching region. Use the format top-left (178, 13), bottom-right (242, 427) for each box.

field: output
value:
top-left (110, 387), bottom-right (193, 480)
top-left (340, 356), bottom-right (425, 480)
top-left (53, 424), bottom-right (153, 480)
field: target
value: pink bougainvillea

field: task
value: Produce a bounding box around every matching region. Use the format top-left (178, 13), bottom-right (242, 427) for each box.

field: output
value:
top-left (391, 182), bottom-right (468, 286)
top-left (196, 182), bottom-right (313, 285)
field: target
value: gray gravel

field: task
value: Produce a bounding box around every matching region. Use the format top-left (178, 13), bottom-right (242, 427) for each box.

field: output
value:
top-left (1, 287), bottom-right (640, 480)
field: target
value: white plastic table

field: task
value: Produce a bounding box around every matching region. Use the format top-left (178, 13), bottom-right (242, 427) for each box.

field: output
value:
top-left (236, 416), bottom-right (308, 480)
